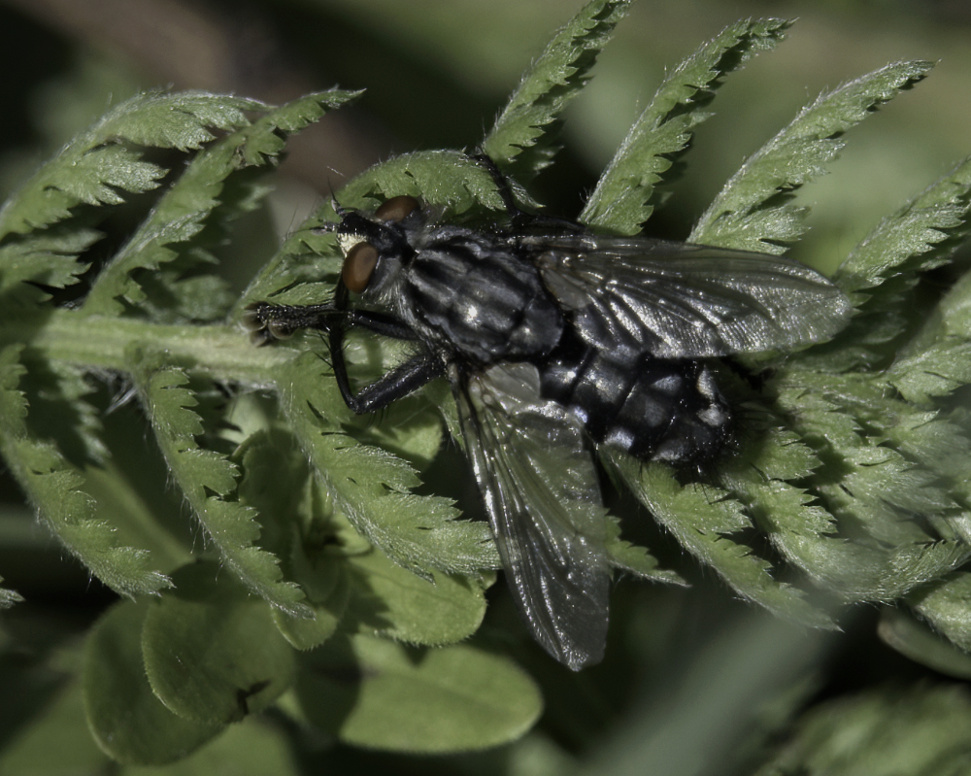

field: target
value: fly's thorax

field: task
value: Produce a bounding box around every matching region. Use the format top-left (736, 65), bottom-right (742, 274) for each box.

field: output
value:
top-left (333, 201), bottom-right (566, 364)
top-left (399, 225), bottom-right (566, 364)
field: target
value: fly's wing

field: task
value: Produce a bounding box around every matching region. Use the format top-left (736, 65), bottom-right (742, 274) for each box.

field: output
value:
top-left (455, 362), bottom-right (610, 671)
top-left (527, 234), bottom-right (851, 359)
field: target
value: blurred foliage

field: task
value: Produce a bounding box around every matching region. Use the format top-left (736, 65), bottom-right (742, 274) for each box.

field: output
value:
top-left (2, 0), bottom-right (971, 774)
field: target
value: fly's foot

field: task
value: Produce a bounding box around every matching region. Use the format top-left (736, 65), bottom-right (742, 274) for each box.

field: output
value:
top-left (242, 301), bottom-right (347, 345)
top-left (242, 302), bottom-right (298, 346)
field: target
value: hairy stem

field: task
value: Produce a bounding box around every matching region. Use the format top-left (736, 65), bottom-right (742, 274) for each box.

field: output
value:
top-left (8, 310), bottom-right (298, 384)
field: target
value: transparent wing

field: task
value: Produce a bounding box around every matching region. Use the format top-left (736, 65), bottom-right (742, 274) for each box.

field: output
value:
top-left (455, 362), bottom-right (610, 670)
top-left (526, 234), bottom-right (852, 359)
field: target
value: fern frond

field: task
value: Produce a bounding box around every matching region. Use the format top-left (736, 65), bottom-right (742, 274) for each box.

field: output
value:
top-left (0, 91), bottom-right (260, 240)
top-left (607, 452), bottom-right (833, 628)
top-left (0, 345), bottom-right (172, 597)
top-left (81, 91), bottom-right (359, 318)
top-left (128, 351), bottom-right (311, 617)
top-left (691, 61), bottom-right (932, 252)
top-left (0, 584), bottom-right (23, 608)
top-left (581, 17), bottom-right (790, 233)
top-left (280, 352), bottom-right (498, 579)
top-left (482, 0), bottom-right (632, 180)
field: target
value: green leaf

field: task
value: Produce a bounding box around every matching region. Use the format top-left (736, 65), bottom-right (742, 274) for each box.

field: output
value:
top-left (811, 156), bottom-right (971, 372)
top-left (81, 90), bottom-right (359, 318)
top-left (128, 351), bottom-right (311, 616)
top-left (885, 255), bottom-right (971, 400)
top-left (888, 339), bottom-right (971, 405)
top-left (719, 402), bottom-right (968, 604)
top-left (0, 91), bottom-right (261, 239)
top-left (691, 61), bottom-right (932, 252)
top-left (339, 149), bottom-right (508, 213)
top-left (345, 549), bottom-right (488, 646)
top-left (18, 351), bottom-right (108, 467)
top-left (296, 634), bottom-right (543, 753)
top-left (0, 345), bottom-right (172, 597)
top-left (237, 88), bottom-right (362, 164)
top-left (141, 562), bottom-right (296, 725)
top-left (83, 600), bottom-right (225, 765)
top-left (96, 91), bottom-right (262, 151)
top-left (81, 443), bottom-right (195, 573)
top-left (0, 581), bottom-right (22, 608)
top-left (281, 352), bottom-right (499, 579)
top-left (754, 685), bottom-right (971, 775)
top-left (236, 412), bottom-right (486, 648)
top-left (481, 0), bottom-right (632, 180)
top-left (766, 368), bottom-right (971, 599)
top-left (0, 226), bottom-right (101, 309)
top-left (234, 427), bottom-right (352, 650)
top-left (606, 452), bottom-right (833, 628)
top-left (580, 18), bottom-right (790, 233)
top-left (928, 246), bottom-right (971, 340)
top-left (271, 570), bottom-right (349, 651)
top-left (878, 606), bottom-right (971, 680)
top-left (838, 155), bottom-right (971, 296)
top-left (908, 571), bottom-right (971, 655)
top-left (603, 512), bottom-right (685, 584)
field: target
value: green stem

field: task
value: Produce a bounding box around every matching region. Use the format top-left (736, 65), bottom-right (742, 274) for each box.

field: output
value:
top-left (8, 309), bottom-right (299, 384)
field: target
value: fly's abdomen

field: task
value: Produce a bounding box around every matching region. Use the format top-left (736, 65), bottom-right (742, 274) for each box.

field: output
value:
top-left (539, 334), bottom-right (732, 464)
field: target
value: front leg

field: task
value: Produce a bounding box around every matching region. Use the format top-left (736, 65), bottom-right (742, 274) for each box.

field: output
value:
top-left (469, 152), bottom-right (584, 233)
top-left (243, 302), bottom-right (417, 345)
top-left (331, 343), bottom-right (446, 415)
top-left (245, 301), bottom-right (444, 413)
top-left (327, 303), bottom-right (445, 413)
top-left (243, 302), bottom-right (340, 345)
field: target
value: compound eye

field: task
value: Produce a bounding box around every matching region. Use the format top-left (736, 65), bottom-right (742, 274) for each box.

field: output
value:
top-left (342, 241), bottom-right (379, 293)
top-left (375, 195), bottom-right (419, 223)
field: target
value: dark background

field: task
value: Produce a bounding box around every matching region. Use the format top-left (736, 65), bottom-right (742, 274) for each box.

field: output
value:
top-left (2, 0), bottom-right (969, 270)
top-left (1, 1), bottom-right (970, 774)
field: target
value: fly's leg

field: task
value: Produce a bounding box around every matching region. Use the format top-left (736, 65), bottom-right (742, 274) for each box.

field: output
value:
top-left (320, 281), bottom-right (445, 413)
top-left (469, 152), bottom-right (583, 232)
top-left (243, 302), bottom-right (415, 345)
top-left (245, 301), bottom-right (444, 414)
top-left (243, 302), bottom-right (340, 345)
top-left (330, 339), bottom-right (445, 414)
top-left (469, 152), bottom-right (527, 224)
top-left (328, 315), bottom-right (445, 414)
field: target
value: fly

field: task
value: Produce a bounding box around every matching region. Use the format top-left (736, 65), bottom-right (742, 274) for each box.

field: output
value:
top-left (245, 156), bottom-right (851, 670)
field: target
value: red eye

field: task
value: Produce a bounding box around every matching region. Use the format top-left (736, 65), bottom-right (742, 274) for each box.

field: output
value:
top-left (342, 241), bottom-right (379, 294)
top-left (375, 195), bottom-right (419, 223)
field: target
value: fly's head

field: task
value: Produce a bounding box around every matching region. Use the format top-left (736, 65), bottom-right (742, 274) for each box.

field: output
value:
top-left (329, 195), bottom-right (423, 305)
